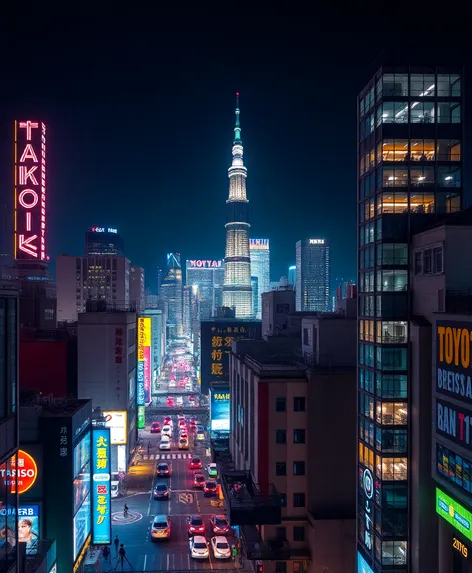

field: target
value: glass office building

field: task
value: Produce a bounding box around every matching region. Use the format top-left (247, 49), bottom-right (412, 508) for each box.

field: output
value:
top-left (357, 67), bottom-right (463, 571)
top-left (295, 239), bottom-right (330, 312)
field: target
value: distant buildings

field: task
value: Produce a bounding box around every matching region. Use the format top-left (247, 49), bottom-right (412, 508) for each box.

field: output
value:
top-left (85, 227), bottom-right (124, 257)
top-left (288, 265), bottom-right (296, 287)
top-left (295, 239), bottom-right (330, 312)
top-left (186, 259), bottom-right (224, 320)
top-left (249, 239), bottom-right (270, 319)
top-left (159, 253), bottom-right (183, 339)
top-left (130, 265), bottom-right (145, 312)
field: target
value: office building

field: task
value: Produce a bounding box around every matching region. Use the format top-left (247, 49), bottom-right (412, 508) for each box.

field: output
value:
top-left (77, 309), bottom-right (137, 472)
top-left (357, 66), bottom-right (464, 572)
top-left (56, 255), bottom-right (130, 323)
top-left (288, 265), bottom-right (296, 287)
top-left (130, 265), bottom-right (145, 312)
top-left (249, 239), bottom-right (271, 320)
top-left (183, 285), bottom-right (192, 339)
top-left (251, 276), bottom-right (259, 319)
top-left (160, 253), bottom-right (183, 339)
top-left (85, 227), bottom-right (124, 257)
top-left (223, 94), bottom-right (253, 319)
top-left (295, 239), bottom-right (330, 312)
top-left (186, 259), bottom-right (224, 320)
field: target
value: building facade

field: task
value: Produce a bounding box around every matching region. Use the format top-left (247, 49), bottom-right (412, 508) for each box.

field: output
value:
top-left (250, 239), bottom-right (271, 320)
top-left (85, 227), bottom-right (124, 257)
top-left (288, 265), bottom-right (296, 287)
top-left (186, 259), bottom-right (224, 320)
top-left (295, 239), bottom-right (330, 312)
top-left (223, 95), bottom-right (253, 319)
top-left (357, 67), bottom-right (463, 572)
top-left (142, 308), bottom-right (164, 394)
top-left (56, 255), bottom-right (130, 323)
top-left (160, 253), bottom-right (183, 339)
top-left (130, 266), bottom-right (145, 313)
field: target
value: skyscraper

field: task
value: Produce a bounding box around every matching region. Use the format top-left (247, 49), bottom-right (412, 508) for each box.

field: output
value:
top-left (249, 238), bottom-right (270, 319)
top-left (357, 66), bottom-right (463, 572)
top-left (295, 238), bottom-right (330, 312)
top-left (223, 94), bottom-right (253, 318)
top-left (288, 264), bottom-right (296, 287)
top-left (160, 252), bottom-right (183, 339)
top-left (186, 259), bottom-right (224, 319)
top-left (85, 227), bottom-right (125, 256)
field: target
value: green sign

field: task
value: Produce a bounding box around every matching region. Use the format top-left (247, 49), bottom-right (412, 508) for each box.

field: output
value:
top-left (137, 405), bottom-right (145, 429)
top-left (436, 487), bottom-right (472, 541)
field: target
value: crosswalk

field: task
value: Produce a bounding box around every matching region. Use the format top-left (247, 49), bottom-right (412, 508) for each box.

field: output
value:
top-left (141, 453), bottom-right (193, 461)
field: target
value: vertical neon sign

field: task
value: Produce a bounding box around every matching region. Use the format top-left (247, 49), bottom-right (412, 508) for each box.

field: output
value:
top-left (143, 317), bottom-right (151, 404)
top-left (92, 427), bottom-right (111, 545)
top-left (14, 120), bottom-right (47, 261)
top-left (137, 318), bottom-right (146, 429)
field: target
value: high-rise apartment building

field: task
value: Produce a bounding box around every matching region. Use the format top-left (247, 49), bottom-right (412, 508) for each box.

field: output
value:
top-left (186, 259), bottom-right (224, 320)
top-left (130, 265), bottom-right (145, 312)
top-left (249, 239), bottom-right (270, 319)
top-left (223, 94), bottom-right (253, 318)
top-left (85, 227), bottom-right (125, 257)
top-left (357, 66), bottom-right (463, 572)
top-left (288, 265), bottom-right (296, 287)
top-left (295, 239), bottom-right (330, 312)
top-left (160, 252), bottom-right (183, 339)
top-left (56, 255), bottom-right (130, 322)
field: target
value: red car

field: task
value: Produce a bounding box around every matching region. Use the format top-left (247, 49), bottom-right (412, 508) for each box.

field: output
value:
top-left (204, 481), bottom-right (218, 497)
top-left (193, 473), bottom-right (205, 488)
top-left (151, 422), bottom-right (161, 434)
top-left (186, 515), bottom-right (206, 536)
top-left (163, 416), bottom-right (171, 425)
top-left (210, 515), bottom-right (231, 535)
top-left (166, 397), bottom-right (174, 407)
top-left (189, 457), bottom-right (202, 470)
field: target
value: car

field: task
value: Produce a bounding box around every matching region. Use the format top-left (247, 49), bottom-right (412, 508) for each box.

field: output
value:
top-left (159, 436), bottom-right (171, 450)
top-left (210, 515), bottom-right (230, 535)
top-left (210, 536), bottom-right (231, 559)
top-left (193, 472), bottom-right (205, 488)
top-left (151, 515), bottom-right (171, 540)
top-left (176, 396), bottom-right (184, 406)
top-left (196, 431), bottom-right (205, 441)
top-left (179, 430), bottom-right (188, 438)
top-left (189, 457), bottom-right (202, 470)
top-left (178, 421), bottom-right (186, 429)
top-left (207, 463), bottom-right (218, 478)
top-left (189, 535), bottom-right (209, 559)
top-left (161, 425), bottom-right (172, 437)
top-left (166, 397), bottom-right (174, 406)
top-left (156, 463), bottom-right (171, 477)
top-left (163, 417), bottom-right (172, 425)
top-left (150, 422), bottom-right (161, 433)
top-left (177, 414), bottom-right (185, 421)
top-left (178, 438), bottom-right (189, 450)
top-left (186, 515), bottom-right (206, 536)
top-left (168, 380), bottom-right (176, 388)
top-left (204, 480), bottom-right (218, 497)
top-left (188, 395), bottom-right (195, 402)
top-left (154, 483), bottom-right (170, 500)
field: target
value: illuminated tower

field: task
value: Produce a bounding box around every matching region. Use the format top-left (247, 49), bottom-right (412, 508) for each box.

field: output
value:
top-left (223, 94), bottom-right (253, 318)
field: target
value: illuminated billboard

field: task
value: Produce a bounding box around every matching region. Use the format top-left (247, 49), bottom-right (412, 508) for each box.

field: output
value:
top-left (210, 389), bottom-right (230, 432)
top-left (91, 227), bottom-right (117, 234)
top-left (0, 505), bottom-right (41, 555)
top-left (188, 260), bottom-right (222, 268)
top-left (249, 239), bottom-right (269, 250)
top-left (103, 411), bottom-right (127, 445)
top-left (14, 120), bottom-right (47, 261)
top-left (436, 487), bottom-right (472, 541)
top-left (137, 317), bottom-right (151, 422)
top-left (357, 552), bottom-right (374, 573)
top-left (91, 428), bottom-right (111, 545)
top-left (0, 449), bottom-right (38, 494)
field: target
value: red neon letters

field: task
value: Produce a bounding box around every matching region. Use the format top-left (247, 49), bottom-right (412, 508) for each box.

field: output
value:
top-left (15, 120), bottom-right (46, 260)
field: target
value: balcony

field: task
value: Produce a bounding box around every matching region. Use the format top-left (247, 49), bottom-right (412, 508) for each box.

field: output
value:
top-left (240, 525), bottom-right (291, 561)
top-left (221, 470), bottom-right (282, 525)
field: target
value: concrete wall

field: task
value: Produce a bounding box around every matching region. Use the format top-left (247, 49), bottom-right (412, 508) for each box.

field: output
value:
top-left (307, 517), bottom-right (355, 573)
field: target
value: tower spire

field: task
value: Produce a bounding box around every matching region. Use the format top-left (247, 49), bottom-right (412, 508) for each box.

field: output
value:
top-left (234, 92), bottom-right (241, 143)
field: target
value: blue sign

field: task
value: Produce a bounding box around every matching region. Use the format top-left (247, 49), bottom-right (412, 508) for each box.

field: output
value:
top-left (357, 552), bottom-right (374, 573)
top-left (137, 361), bottom-right (145, 406)
top-left (210, 388), bottom-right (230, 432)
top-left (91, 428), bottom-right (111, 545)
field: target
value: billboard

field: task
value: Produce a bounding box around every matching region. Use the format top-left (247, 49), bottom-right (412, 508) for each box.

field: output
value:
top-left (103, 411), bottom-right (127, 445)
top-left (0, 505), bottom-right (40, 555)
top-left (14, 120), bottom-right (47, 261)
top-left (137, 317), bottom-right (151, 425)
top-left (436, 487), bottom-right (472, 541)
top-left (73, 433), bottom-right (91, 515)
top-left (249, 239), bottom-right (269, 250)
top-left (357, 552), bottom-right (374, 573)
top-left (188, 260), bottom-right (222, 268)
top-left (0, 449), bottom-right (38, 494)
top-left (91, 428), bottom-right (111, 545)
top-left (436, 322), bottom-right (472, 405)
top-left (210, 389), bottom-right (230, 431)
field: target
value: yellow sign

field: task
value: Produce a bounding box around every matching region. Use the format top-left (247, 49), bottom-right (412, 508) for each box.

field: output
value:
top-left (453, 537), bottom-right (469, 558)
top-left (137, 317), bottom-right (151, 361)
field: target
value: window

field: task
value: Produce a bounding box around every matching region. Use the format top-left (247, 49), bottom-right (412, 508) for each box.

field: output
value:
top-left (293, 493), bottom-right (306, 508)
top-left (376, 294), bottom-right (408, 319)
top-left (410, 166), bottom-right (434, 186)
top-left (376, 402), bottom-right (408, 425)
top-left (276, 527), bottom-right (286, 540)
top-left (423, 249), bottom-right (432, 273)
top-left (414, 251), bottom-right (422, 275)
top-left (377, 192), bottom-right (408, 215)
top-left (377, 243), bottom-right (408, 266)
top-left (380, 167), bottom-right (408, 188)
top-left (382, 73), bottom-right (408, 96)
top-left (293, 461), bottom-right (305, 476)
top-left (439, 165), bottom-right (461, 188)
top-left (433, 247), bottom-right (443, 273)
top-left (376, 428), bottom-right (407, 453)
top-left (410, 101), bottom-right (435, 123)
top-left (376, 374), bottom-right (407, 399)
top-left (276, 397), bottom-right (286, 412)
top-left (437, 140), bottom-right (461, 161)
top-left (279, 493), bottom-right (287, 507)
top-left (410, 73), bottom-right (435, 97)
top-left (376, 456), bottom-right (408, 481)
top-left (276, 430), bottom-right (286, 444)
top-left (377, 101), bottom-right (408, 125)
top-left (410, 139), bottom-right (435, 161)
top-left (381, 540), bottom-right (407, 566)
top-left (276, 462), bottom-right (287, 476)
top-left (376, 348), bottom-right (407, 371)
top-left (293, 526), bottom-right (305, 542)
top-left (376, 321), bottom-right (407, 343)
top-left (359, 443), bottom-right (374, 471)
top-left (293, 397), bottom-right (305, 412)
top-left (293, 429), bottom-right (306, 444)
top-left (359, 368), bottom-right (374, 393)
top-left (382, 484), bottom-right (408, 508)
top-left (437, 102), bottom-right (461, 123)
top-left (437, 74), bottom-right (461, 97)
top-left (376, 270), bottom-right (407, 292)
top-left (379, 139), bottom-right (409, 162)
top-left (437, 192), bottom-right (461, 214)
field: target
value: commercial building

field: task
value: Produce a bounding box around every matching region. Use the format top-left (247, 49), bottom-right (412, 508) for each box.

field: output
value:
top-left (56, 255), bottom-right (130, 323)
top-left (249, 239), bottom-right (271, 320)
top-left (130, 265), bottom-right (145, 313)
top-left (295, 239), bottom-right (330, 313)
top-left (77, 309), bottom-right (137, 472)
top-left (357, 66), bottom-right (464, 572)
top-left (185, 259), bottom-right (224, 320)
top-left (183, 284), bottom-right (201, 354)
top-left (223, 94), bottom-right (253, 319)
top-left (85, 227), bottom-right (124, 257)
top-left (160, 253), bottom-right (183, 339)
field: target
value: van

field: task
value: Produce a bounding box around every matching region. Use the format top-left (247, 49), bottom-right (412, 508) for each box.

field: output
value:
top-left (160, 436), bottom-right (171, 450)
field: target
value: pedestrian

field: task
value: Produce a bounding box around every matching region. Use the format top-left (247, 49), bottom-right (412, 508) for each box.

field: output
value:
top-left (102, 545), bottom-right (110, 563)
top-left (114, 535), bottom-right (119, 555)
top-left (118, 544), bottom-right (126, 571)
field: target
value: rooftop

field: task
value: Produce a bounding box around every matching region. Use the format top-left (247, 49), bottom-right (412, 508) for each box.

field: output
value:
top-left (20, 391), bottom-right (90, 416)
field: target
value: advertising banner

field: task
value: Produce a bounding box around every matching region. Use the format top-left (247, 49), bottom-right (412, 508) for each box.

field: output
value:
top-left (210, 389), bottom-right (230, 431)
top-left (436, 398), bottom-right (472, 452)
top-left (436, 322), bottom-right (472, 406)
top-left (137, 406), bottom-right (145, 430)
top-left (91, 428), bottom-right (111, 545)
top-left (103, 411), bottom-right (127, 445)
top-left (436, 442), bottom-right (472, 496)
top-left (0, 505), bottom-right (40, 555)
top-left (436, 487), bottom-right (472, 541)
top-left (357, 552), bottom-right (374, 573)
top-left (0, 449), bottom-right (38, 495)
top-left (144, 346), bottom-right (151, 404)
top-left (136, 317), bottom-right (150, 421)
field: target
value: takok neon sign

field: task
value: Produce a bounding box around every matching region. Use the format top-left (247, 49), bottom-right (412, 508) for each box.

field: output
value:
top-left (14, 120), bottom-right (47, 261)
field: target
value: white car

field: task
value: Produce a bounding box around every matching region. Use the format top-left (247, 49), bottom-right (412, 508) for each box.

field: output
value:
top-left (211, 536), bottom-right (231, 559)
top-left (189, 535), bottom-right (209, 559)
top-left (162, 425), bottom-right (172, 437)
top-left (160, 436), bottom-right (171, 450)
top-left (196, 431), bottom-right (205, 441)
top-left (169, 380), bottom-right (176, 388)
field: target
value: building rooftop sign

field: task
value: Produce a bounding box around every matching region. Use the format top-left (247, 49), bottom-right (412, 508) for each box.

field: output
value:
top-left (91, 227), bottom-right (117, 234)
top-left (188, 260), bottom-right (222, 268)
top-left (309, 239), bottom-right (325, 244)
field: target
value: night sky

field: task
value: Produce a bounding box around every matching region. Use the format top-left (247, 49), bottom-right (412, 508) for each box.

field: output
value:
top-left (1, 11), bottom-right (468, 291)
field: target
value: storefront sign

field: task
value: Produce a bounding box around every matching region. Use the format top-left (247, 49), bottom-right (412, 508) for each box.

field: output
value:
top-left (436, 398), bottom-right (472, 452)
top-left (436, 322), bottom-right (472, 406)
top-left (103, 411), bottom-right (127, 445)
top-left (436, 487), bottom-right (472, 541)
top-left (137, 406), bottom-right (145, 430)
top-left (91, 428), bottom-right (111, 545)
top-left (0, 450), bottom-right (38, 494)
top-left (453, 537), bottom-right (469, 558)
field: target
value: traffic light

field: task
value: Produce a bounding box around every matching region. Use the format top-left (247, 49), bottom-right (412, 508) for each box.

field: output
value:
top-left (256, 564), bottom-right (263, 573)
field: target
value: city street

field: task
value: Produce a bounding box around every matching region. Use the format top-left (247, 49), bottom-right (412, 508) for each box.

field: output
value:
top-left (108, 419), bottom-right (241, 571)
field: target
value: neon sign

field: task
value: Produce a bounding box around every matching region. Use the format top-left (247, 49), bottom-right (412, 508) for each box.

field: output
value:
top-left (14, 121), bottom-right (46, 261)
top-left (188, 260), bottom-right (222, 268)
top-left (309, 239), bottom-right (324, 245)
top-left (91, 428), bottom-right (111, 545)
top-left (91, 227), bottom-right (117, 234)
top-left (249, 239), bottom-right (269, 250)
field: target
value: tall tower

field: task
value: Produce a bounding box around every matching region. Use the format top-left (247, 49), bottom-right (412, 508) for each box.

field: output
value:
top-left (223, 93), bottom-right (253, 318)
